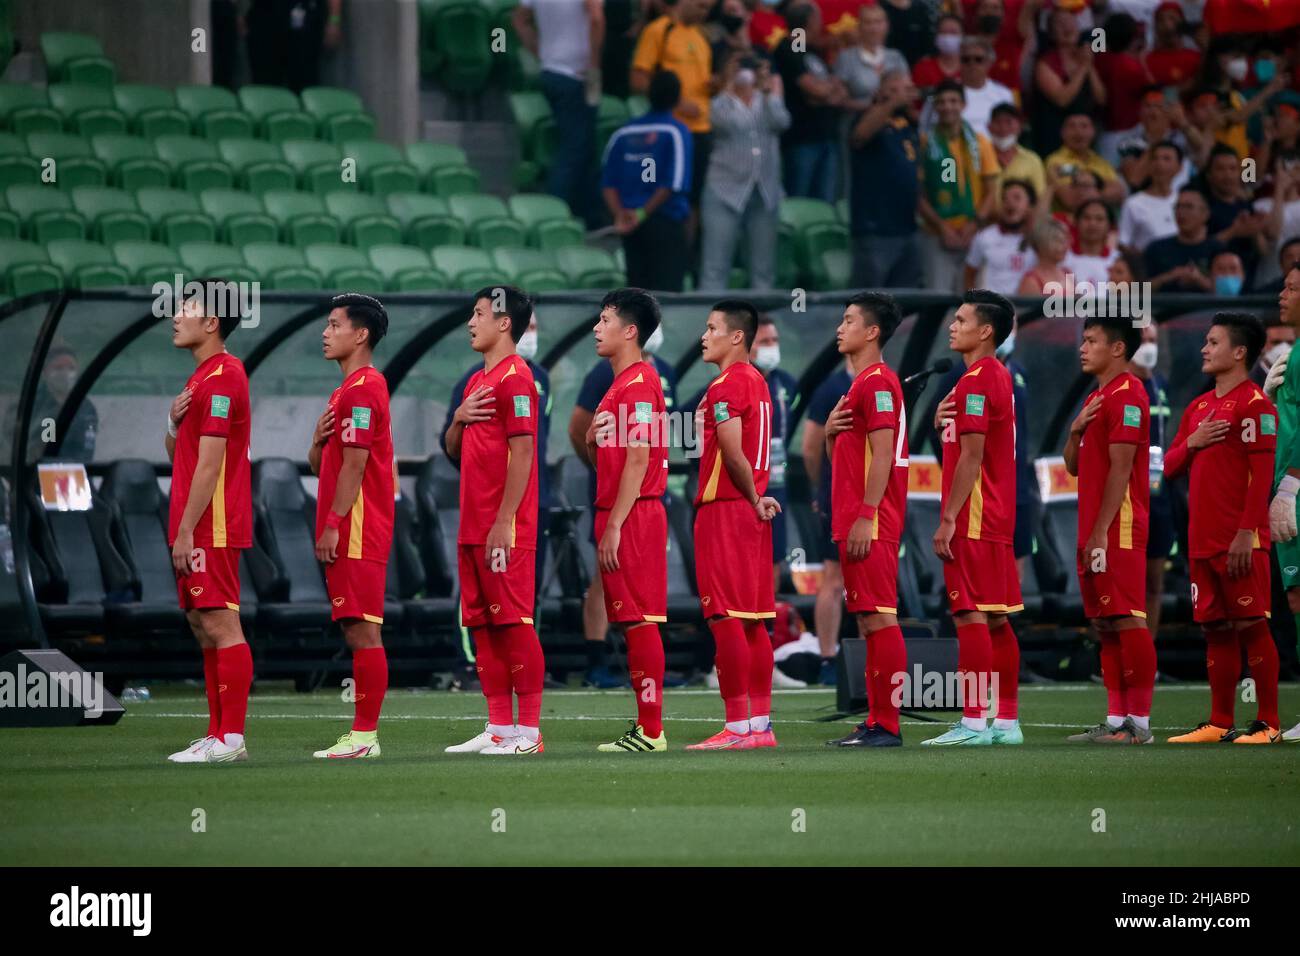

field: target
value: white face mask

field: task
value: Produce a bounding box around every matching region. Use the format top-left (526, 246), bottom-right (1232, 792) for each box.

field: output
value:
top-left (936, 34), bottom-right (962, 56)
top-left (643, 324), bottom-right (664, 355)
top-left (995, 330), bottom-right (1016, 359)
top-left (516, 328), bottom-right (538, 360)
top-left (735, 68), bottom-right (756, 88)
top-left (991, 133), bottom-right (1018, 151)
top-left (1226, 57), bottom-right (1249, 82)
top-left (754, 344), bottom-right (781, 371)
top-left (1263, 342), bottom-right (1290, 369)
top-left (1132, 342), bottom-right (1158, 370)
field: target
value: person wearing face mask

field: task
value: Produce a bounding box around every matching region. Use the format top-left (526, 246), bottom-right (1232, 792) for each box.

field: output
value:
top-left (1252, 316), bottom-right (1295, 390)
top-left (912, 13), bottom-right (963, 96)
top-left (967, 0), bottom-right (1031, 95)
top-left (1032, 7), bottom-right (1104, 157)
top-left (989, 103), bottom-right (1046, 205)
top-left (1210, 249), bottom-right (1247, 298)
top-left (1192, 36), bottom-right (1280, 163)
top-left (709, 0), bottom-right (755, 68)
top-left (1128, 322), bottom-right (1174, 649)
top-left (917, 36), bottom-right (1013, 138)
top-left (29, 346), bottom-right (98, 462)
top-left (1143, 1), bottom-right (1201, 93)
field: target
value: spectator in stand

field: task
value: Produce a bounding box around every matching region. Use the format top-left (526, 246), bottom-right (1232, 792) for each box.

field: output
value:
top-left (514, 0), bottom-right (605, 226)
top-left (1202, 142), bottom-right (1268, 287)
top-left (1016, 217), bottom-right (1071, 294)
top-left (964, 178), bottom-right (1038, 295)
top-left (246, 0), bottom-right (342, 93)
top-left (1032, 5), bottom-right (1104, 156)
top-left (1116, 87), bottom-right (1199, 192)
top-left (816, 0), bottom-right (870, 52)
top-left (1143, 1), bottom-right (1201, 92)
top-left (1241, 40), bottom-right (1288, 147)
top-left (1257, 160), bottom-right (1300, 290)
top-left (880, 0), bottom-right (936, 69)
top-left (30, 346), bottom-right (96, 462)
top-left (1192, 36), bottom-right (1280, 162)
top-left (698, 54), bottom-right (789, 291)
top-left (917, 79), bottom-right (1000, 292)
top-left (1259, 236), bottom-right (1300, 295)
top-left (1044, 111), bottom-right (1126, 213)
top-left (1255, 93), bottom-right (1300, 185)
top-left (774, 2), bottom-right (849, 203)
top-left (1064, 198), bottom-right (1119, 288)
top-left (1051, 166), bottom-right (1104, 240)
top-left (932, 36), bottom-right (1014, 137)
top-left (1209, 249), bottom-right (1246, 297)
top-left (1144, 186), bottom-right (1221, 292)
top-left (709, 0), bottom-right (756, 69)
top-left (1108, 249), bottom-right (1140, 285)
top-left (990, 102), bottom-right (1046, 202)
top-left (912, 13), bottom-right (963, 96)
top-left (849, 69), bottom-right (923, 287)
top-left (601, 70), bottom-right (694, 291)
top-left (968, 0), bottom-right (1030, 96)
top-left (748, 0), bottom-right (789, 52)
top-left (1253, 316), bottom-right (1296, 389)
top-left (1094, 12), bottom-right (1153, 165)
top-left (835, 3), bottom-right (910, 108)
top-left (1117, 140), bottom-right (1181, 258)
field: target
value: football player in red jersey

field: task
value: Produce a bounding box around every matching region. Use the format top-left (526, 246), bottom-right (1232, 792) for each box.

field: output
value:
top-left (822, 292), bottom-right (910, 748)
top-left (926, 290), bottom-right (1023, 746)
top-left (686, 300), bottom-right (782, 751)
top-left (1063, 315), bottom-right (1157, 745)
top-left (588, 289), bottom-right (672, 753)
top-left (165, 279), bottom-right (254, 764)
top-left (1165, 313), bottom-right (1283, 744)
top-left (309, 294), bottom-right (396, 759)
top-left (443, 286), bottom-right (546, 756)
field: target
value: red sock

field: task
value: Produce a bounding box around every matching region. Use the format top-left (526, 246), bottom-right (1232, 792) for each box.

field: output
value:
top-left (955, 621), bottom-right (992, 719)
top-left (744, 621), bottom-right (774, 720)
top-left (202, 647), bottom-right (221, 738)
top-left (473, 628), bottom-right (514, 726)
top-left (1205, 628), bottom-right (1240, 729)
top-left (625, 623), bottom-right (666, 737)
top-left (351, 646), bottom-right (388, 732)
top-left (1118, 626), bottom-right (1156, 718)
top-left (709, 617), bottom-right (750, 723)
top-left (1098, 632), bottom-right (1125, 717)
top-left (1241, 619), bottom-right (1280, 729)
top-left (989, 619), bottom-right (1020, 720)
top-left (866, 624), bottom-right (906, 735)
top-left (216, 642), bottom-right (252, 739)
top-left (497, 623), bottom-right (545, 728)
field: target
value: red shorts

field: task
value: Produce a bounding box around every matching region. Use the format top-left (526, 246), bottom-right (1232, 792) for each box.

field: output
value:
top-left (176, 546), bottom-right (241, 612)
top-left (325, 556), bottom-right (388, 624)
top-left (596, 499), bottom-right (667, 625)
top-left (1077, 546), bottom-right (1147, 620)
top-left (838, 539), bottom-right (900, 615)
top-left (694, 498), bottom-right (775, 620)
top-left (1190, 551), bottom-right (1271, 624)
top-left (943, 537), bottom-right (1023, 615)
top-left (458, 545), bottom-right (535, 629)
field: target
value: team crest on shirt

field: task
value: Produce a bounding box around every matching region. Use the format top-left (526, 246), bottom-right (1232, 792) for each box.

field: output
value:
top-left (210, 395), bottom-right (230, 418)
top-left (702, 596), bottom-right (711, 606)
top-left (1262, 414), bottom-right (1277, 436)
top-left (949, 590), bottom-right (959, 600)
top-left (613, 601), bottom-right (624, 610)
top-left (513, 395), bottom-right (531, 417)
top-left (1238, 596), bottom-right (1254, 606)
top-left (190, 586), bottom-right (203, 597)
top-left (490, 604), bottom-right (501, 614)
top-left (1122, 405), bottom-right (1141, 427)
top-left (965, 394), bottom-right (986, 416)
top-left (351, 406), bottom-right (371, 429)
top-left (1100, 595), bottom-right (1111, 605)
top-left (333, 597), bottom-right (345, 606)
top-left (874, 391), bottom-right (894, 413)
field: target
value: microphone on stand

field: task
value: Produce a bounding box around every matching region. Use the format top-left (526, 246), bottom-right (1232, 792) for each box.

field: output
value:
top-left (903, 357), bottom-right (953, 385)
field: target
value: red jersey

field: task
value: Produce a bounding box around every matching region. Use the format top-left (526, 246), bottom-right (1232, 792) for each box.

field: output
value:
top-left (315, 365), bottom-right (396, 562)
top-left (457, 353), bottom-right (539, 548)
top-left (831, 362), bottom-right (908, 544)
top-left (168, 350), bottom-right (252, 549)
top-left (940, 356), bottom-right (1017, 544)
top-left (749, 8), bottom-right (787, 50)
top-left (695, 361), bottom-right (772, 506)
top-left (815, 0), bottom-right (867, 42)
top-left (1077, 372), bottom-right (1150, 551)
top-left (1168, 380), bottom-right (1277, 558)
top-left (912, 56), bottom-right (959, 91)
top-left (1144, 48), bottom-right (1202, 88)
top-left (595, 360), bottom-right (667, 509)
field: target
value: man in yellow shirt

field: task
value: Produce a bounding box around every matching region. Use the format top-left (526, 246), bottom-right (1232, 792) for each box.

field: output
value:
top-left (1044, 111), bottom-right (1127, 213)
top-left (989, 103), bottom-right (1046, 210)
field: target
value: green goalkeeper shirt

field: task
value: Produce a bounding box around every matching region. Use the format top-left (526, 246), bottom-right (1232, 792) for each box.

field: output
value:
top-left (1276, 349), bottom-right (1300, 487)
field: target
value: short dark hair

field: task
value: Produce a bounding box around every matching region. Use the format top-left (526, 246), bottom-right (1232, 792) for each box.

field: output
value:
top-left (1001, 177), bottom-right (1037, 207)
top-left (963, 289), bottom-right (1015, 346)
top-left (1083, 315), bottom-right (1142, 361)
top-left (648, 69), bottom-right (682, 112)
top-left (1178, 184), bottom-right (1209, 207)
top-left (1280, 236), bottom-right (1300, 265)
top-left (330, 292), bottom-right (389, 349)
top-left (990, 102), bottom-right (1021, 122)
top-left (184, 276), bottom-right (242, 340)
top-left (1212, 311), bottom-right (1266, 367)
top-left (933, 78), bottom-right (965, 102)
top-left (756, 313), bottom-right (777, 330)
top-left (784, 2), bottom-right (816, 32)
top-left (473, 284), bottom-right (532, 342)
top-left (1074, 197), bottom-right (1115, 225)
top-left (710, 298), bottom-right (760, 351)
top-left (846, 291), bottom-right (902, 346)
top-left (1062, 109), bottom-right (1095, 127)
top-left (1207, 142), bottom-right (1239, 167)
top-left (1151, 139), bottom-right (1184, 163)
top-left (601, 287), bottom-right (661, 348)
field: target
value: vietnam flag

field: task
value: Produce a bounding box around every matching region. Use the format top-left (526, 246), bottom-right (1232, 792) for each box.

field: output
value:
top-left (1205, 0), bottom-right (1300, 34)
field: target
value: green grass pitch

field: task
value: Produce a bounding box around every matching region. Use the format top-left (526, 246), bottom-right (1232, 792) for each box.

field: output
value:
top-left (2, 683), bottom-right (1298, 866)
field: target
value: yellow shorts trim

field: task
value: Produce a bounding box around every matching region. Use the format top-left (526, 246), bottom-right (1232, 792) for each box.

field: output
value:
top-left (362, 613), bottom-right (384, 624)
top-left (1131, 609), bottom-right (1148, 619)
top-left (521, 616), bottom-right (534, 625)
top-left (873, 606), bottom-right (898, 615)
top-left (224, 602), bottom-right (240, 611)
top-left (642, 615), bottom-right (668, 623)
top-left (974, 603), bottom-right (1024, 613)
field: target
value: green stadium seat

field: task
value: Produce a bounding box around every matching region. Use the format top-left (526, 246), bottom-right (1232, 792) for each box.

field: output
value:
top-left (4, 183), bottom-right (86, 242)
top-left (237, 85), bottom-right (316, 142)
top-left (425, 0), bottom-right (494, 95)
top-left (818, 248), bottom-right (852, 290)
top-left (0, 238), bottom-right (63, 295)
top-left (46, 238), bottom-right (129, 288)
top-left (112, 239), bottom-right (185, 285)
top-left (240, 241), bottom-right (324, 290)
top-left (154, 135), bottom-right (236, 192)
top-left (0, 85), bottom-right (62, 135)
top-left (508, 193), bottom-right (584, 249)
top-left (134, 187), bottom-right (217, 246)
top-left (25, 132), bottom-right (108, 189)
top-left (178, 241), bottom-right (260, 283)
top-left (0, 131), bottom-right (22, 154)
top-left (490, 246), bottom-right (567, 291)
top-left (596, 96), bottom-right (630, 154)
top-left (835, 197), bottom-right (848, 224)
top-left (417, 0), bottom-right (444, 77)
top-left (779, 198), bottom-right (848, 285)
top-left (342, 140), bottom-right (419, 196)
top-left (47, 84), bottom-right (128, 137)
top-left (430, 244), bottom-right (498, 290)
top-left (428, 162), bottom-right (480, 197)
top-left (40, 32), bottom-right (115, 86)
top-left (553, 245), bottom-right (625, 289)
top-left (112, 85), bottom-right (191, 139)
top-left (728, 266), bottom-right (749, 289)
top-left (303, 243), bottom-right (384, 291)
top-left (324, 191), bottom-right (402, 248)
top-left (367, 244), bottom-right (447, 291)
top-left (71, 186), bottom-right (151, 244)
top-left (0, 193), bottom-right (18, 239)
top-left (448, 193), bottom-right (521, 248)
top-left (300, 87), bottom-right (376, 142)
top-left (509, 91), bottom-right (556, 181)
top-left (91, 133), bottom-right (171, 190)
top-left (281, 139), bottom-right (347, 194)
top-left (175, 85), bottom-right (255, 140)
top-left (385, 191), bottom-right (464, 247)
top-left (0, 149), bottom-right (40, 189)
top-left (262, 189), bottom-right (341, 247)
top-left (405, 142), bottom-right (481, 196)
top-left (198, 188), bottom-right (277, 246)
top-left (216, 138), bottom-right (295, 194)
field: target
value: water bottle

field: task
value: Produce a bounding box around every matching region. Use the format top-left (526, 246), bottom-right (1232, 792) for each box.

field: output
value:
top-left (121, 687), bottom-right (151, 703)
top-left (1148, 445), bottom-right (1164, 495)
